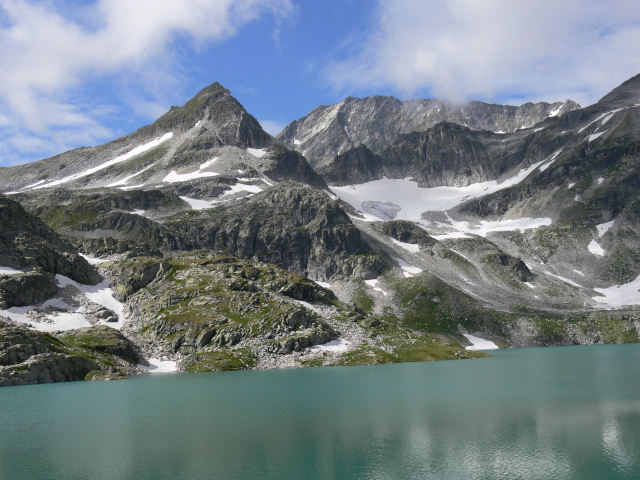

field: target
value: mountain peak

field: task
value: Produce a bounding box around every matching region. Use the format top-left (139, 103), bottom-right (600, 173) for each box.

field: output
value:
top-left (596, 72), bottom-right (640, 108)
top-left (148, 82), bottom-right (272, 149)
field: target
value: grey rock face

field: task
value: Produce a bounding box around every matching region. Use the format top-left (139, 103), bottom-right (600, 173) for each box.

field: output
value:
top-left (316, 145), bottom-right (383, 186)
top-left (278, 94), bottom-right (580, 168)
top-left (0, 270), bottom-right (58, 309)
top-left (0, 194), bottom-right (99, 285)
top-left (381, 220), bottom-right (437, 247)
top-left (170, 182), bottom-right (385, 281)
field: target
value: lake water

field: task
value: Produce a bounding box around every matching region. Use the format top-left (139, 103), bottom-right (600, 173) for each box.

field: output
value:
top-left (2, 344), bottom-right (640, 479)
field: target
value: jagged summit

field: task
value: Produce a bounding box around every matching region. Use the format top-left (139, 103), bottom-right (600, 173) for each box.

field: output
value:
top-left (150, 81), bottom-right (272, 149)
top-left (277, 94), bottom-right (581, 167)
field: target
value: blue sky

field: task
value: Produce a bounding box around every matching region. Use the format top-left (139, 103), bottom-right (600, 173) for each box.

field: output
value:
top-left (1, 0), bottom-right (640, 167)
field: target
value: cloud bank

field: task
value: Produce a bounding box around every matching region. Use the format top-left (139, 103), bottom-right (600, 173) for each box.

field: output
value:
top-left (327, 0), bottom-right (640, 106)
top-left (0, 0), bottom-right (294, 165)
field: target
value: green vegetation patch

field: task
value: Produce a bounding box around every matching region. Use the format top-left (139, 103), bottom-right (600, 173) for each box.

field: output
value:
top-left (182, 348), bottom-right (256, 372)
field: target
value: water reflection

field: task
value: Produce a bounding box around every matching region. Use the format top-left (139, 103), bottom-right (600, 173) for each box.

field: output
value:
top-left (1, 344), bottom-right (640, 479)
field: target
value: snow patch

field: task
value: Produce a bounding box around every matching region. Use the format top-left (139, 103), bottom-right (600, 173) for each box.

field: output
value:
top-left (544, 272), bottom-right (583, 288)
top-left (199, 157), bottom-right (218, 170)
top-left (22, 179), bottom-right (46, 189)
top-left (132, 209), bottom-right (145, 216)
top-left (180, 196), bottom-right (215, 210)
top-left (315, 281), bottom-right (331, 289)
top-left (463, 334), bottom-right (499, 350)
top-left (393, 257), bottom-right (423, 277)
top-left (549, 106), bottom-right (563, 117)
top-left (365, 279), bottom-right (387, 296)
top-left (598, 177), bottom-right (604, 185)
top-left (80, 254), bottom-right (107, 265)
top-left (119, 184), bottom-right (144, 191)
top-left (138, 358), bottom-right (178, 373)
top-left (0, 266), bottom-right (23, 275)
top-left (107, 162), bottom-right (156, 187)
top-left (294, 139), bottom-right (301, 145)
top-left (310, 338), bottom-right (351, 353)
top-left (524, 282), bottom-right (536, 289)
top-left (597, 221), bottom-right (615, 237)
top-left (592, 275), bottom-right (640, 309)
top-left (219, 183), bottom-right (263, 198)
top-left (391, 238), bottom-right (420, 253)
top-left (0, 305), bottom-right (92, 332)
top-left (579, 109), bottom-right (624, 133)
top-left (588, 240), bottom-right (605, 256)
top-left (432, 232), bottom-right (471, 240)
top-left (588, 131), bottom-right (606, 142)
top-left (247, 148), bottom-right (267, 158)
top-left (568, 182), bottom-right (576, 189)
top-left (573, 270), bottom-right (585, 276)
top-left (163, 169), bottom-right (219, 183)
top-left (34, 133), bottom-right (173, 190)
top-left (435, 215), bottom-right (551, 238)
top-left (538, 150), bottom-right (562, 172)
top-left (449, 249), bottom-right (468, 260)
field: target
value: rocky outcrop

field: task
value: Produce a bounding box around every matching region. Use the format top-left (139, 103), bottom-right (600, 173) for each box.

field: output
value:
top-left (171, 182), bottom-right (385, 281)
top-left (0, 195), bottom-right (99, 285)
top-left (317, 145), bottom-right (383, 186)
top-left (0, 321), bottom-right (141, 387)
top-left (0, 353), bottom-right (99, 387)
top-left (0, 270), bottom-right (58, 309)
top-left (120, 253), bottom-right (349, 365)
top-left (381, 220), bottom-right (438, 247)
top-left (481, 253), bottom-right (532, 282)
top-left (107, 258), bottom-right (172, 301)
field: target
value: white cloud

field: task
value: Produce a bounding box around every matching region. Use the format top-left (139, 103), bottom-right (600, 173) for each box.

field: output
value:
top-left (326, 0), bottom-right (640, 106)
top-left (0, 0), bottom-right (294, 164)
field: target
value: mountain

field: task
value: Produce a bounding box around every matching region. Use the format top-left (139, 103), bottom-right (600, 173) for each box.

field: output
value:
top-left (2, 75), bottom-right (640, 385)
top-left (0, 82), bottom-right (326, 195)
top-left (321, 73), bottom-right (640, 330)
top-left (277, 95), bottom-right (580, 167)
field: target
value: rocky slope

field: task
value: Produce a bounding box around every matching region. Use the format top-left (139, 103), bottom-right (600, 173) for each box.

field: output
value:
top-left (278, 94), bottom-right (580, 167)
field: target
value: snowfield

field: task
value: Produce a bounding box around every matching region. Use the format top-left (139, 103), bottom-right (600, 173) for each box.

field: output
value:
top-left (332, 158), bottom-right (553, 239)
top-left (592, 275), bottom-right (640, 309)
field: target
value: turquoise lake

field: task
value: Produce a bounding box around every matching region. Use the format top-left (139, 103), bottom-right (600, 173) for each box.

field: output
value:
top-left (2, 344), bottom-right (640, 479)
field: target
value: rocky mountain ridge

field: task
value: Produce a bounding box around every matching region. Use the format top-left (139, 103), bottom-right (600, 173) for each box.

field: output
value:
top-left (278, 94), bottom-right (580, 167)
top-left (2, 75), bottom-right (640, 386)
